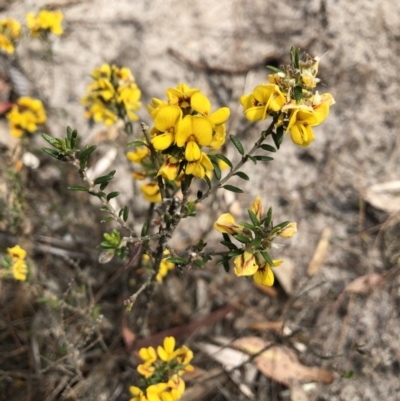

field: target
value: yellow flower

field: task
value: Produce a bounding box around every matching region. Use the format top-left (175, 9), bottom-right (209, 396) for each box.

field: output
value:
top-left (7, 97), bottom-right (47, 138)
top-left (12, 259), bottom-right (28, 281)
top-left (137, 363), bottom-right (155, 379)
top-left (210, 123), bottom-right (226, 149)
top-left (147, 98), bottom-right (168, 119)
top-left (253, 259), bottom-right (283, 287)
top-left (240, 84), bottom-right (285, 121)
top-left (26, 10), bottom-right (63, 37)
top-left (132, 171), bottom-right (147, 181)
top-left (156, 252), bottom-right (175, 283)
top-left (141, 183), bottom-right (162, 203)
top-left (191, 92), bottom-right (230, 126)
top-left (176, 345), bottom-right (194, 373)
top-left (157, 156), bottom-right (181, 181)
top-left (163, 375), bottom-right (185, 401)
top-left (185, 152), bottom-right (213, 179)
top-left (139, 346), bottom-right (157, 364)
top-left (277, 222), bottom-right (297, 238)
top-left (127, 147), bottom-right (149, 164)
top-left (157, 336), bottom-right (179, 362)
top-left (234, 251), bottom-right (258, 277)
top-left (249, 196), bottom-right (264, 220)
top-left (214, 213), bottom-right (242, 235)
top-left (151, 105), bottom-right (182, 151)
top-left (7, 244), bottom-right (27, 260)
top-left (0, 19), bottom-right (21, 54)
top-left (176, 115), bottom-right (213, 161)
top-left (130, 384), bottom-right (168, 401)
top-left (166, 83), bottom-right (199, 110)
top-left (118, 84), bottom-right (141, 121)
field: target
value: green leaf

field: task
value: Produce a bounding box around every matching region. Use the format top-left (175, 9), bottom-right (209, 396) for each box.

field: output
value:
top-left (250, 237), bottom-right (262, 248)
top-left (222, 185), bottom-right (244, 193)
top-left (230, 135), bottom-right (245, 155)
top-left (166, 257), bottom-right (187, 264)
top-left (94, 170), bottom-right (116, 185)
top-left (228, 249), bottom-right (243, 257)
top-left (42, 148), bottom-right (64, 160)
top-left (122, 206), bottom-right (129, 222)
top-left (204, 174), bottom-right (212, 189)
top-left (67, 186), bottom-right (88, 191)
top-left (239, 221), bottom-right (257, 233)
top-left (141, 222), bottom-right (148, 236)
top-left (42, 133), bottom-right (61, 148)
top-left (254, 155), bottom-right (274, 162)
top-left (220, 241), bottom-right (238, 250)
top-left (269, 221), bottom-right (290, 236)
top-left (212, 160), bottom-right (221, 181)
top-left (272, 126), bottom-right (284, 149)
top-left (99, 206), bottom-right (109, 212)
top-left (234, 171), bottom-right (249, 181)
top-left (106, 191), bottom-right (120, 201)
top-left (223, 260), bottom-right (230, 272)
top-left (70, 129), bottom-right (78, 148)
top-left (264, 207), bottom-right (273, 227)
top-left (193, 259), bottom-right (205, 268)
top-left (266, 65), bottom-right (282, 73)
top-left (260, 250), bottom-right (274, 266)
top-left (101, 217), bottom-right (115, 223)
top-left (260, 144), bottom-right (276, 153)
top-left (215, 154), bottom-right (232, 169)
top-left (233, 234), bottom-right (252, 244)
top-left (290, 46), bottom-right (300, 69)
top-left (66, 126), bottom-right (73, 140)
top-left (127, 140), bottom-right (147, 147)
top-left (247, 155), bottom-right (257, 165)
top-left (79, 145), bottom-right (97, 161)
top-left (294, 86), bottom-right (303, 103)
top-left (222, 233), bottom-right (231, 242)
top-left (248, 209), bottom-right (259, 226)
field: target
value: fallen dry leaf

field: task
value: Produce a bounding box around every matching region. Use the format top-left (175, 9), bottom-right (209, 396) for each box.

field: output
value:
top-left (345, 273), bottom-right (385, 294)
top-left (273, 258), bottom-right (295, 294)
top-left (122, 314), bottom-right (136, 352)
top-left (364, 181), bottom-right (400, 213)
top-left (307, 227), bottom-right (331, 276)
top-left (233, 336), bottom-right (334, 386)
top-left (254, 282), bottom-right (279, 297)
top-left (250, 320), bottom-right (284, 333)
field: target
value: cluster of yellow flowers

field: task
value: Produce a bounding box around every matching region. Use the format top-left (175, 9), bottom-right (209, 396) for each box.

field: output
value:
top-left (130, 336), bottom-right (193, 401)
top-left (142, 250), bottom-right (175, 283)
top-left (7, 245), bottom-right (28, 281)
top-left (26, 10), bottom-right (63, 38)
top-left (0, 11), bottom-right (63, 54)
top-left (148, 83), bottom-right (230, 180)
top-left (214, 196), bottom-right (297, 287)
top-left (0, 19), bottom-right (21, 54)
top-left (241, 48), bottom-right (335, 147)
top-left (82, 63), bottom-right (142, 126)
top-left (7, 96), bottom-right (47, 138)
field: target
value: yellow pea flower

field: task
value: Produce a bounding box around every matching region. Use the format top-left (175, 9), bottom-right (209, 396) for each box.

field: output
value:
top-left (141, 183), bottom-right (162, 203)
top-left (12, 259), bottom-right (28, 281)
top-left (127, 147), bottom-right (149, 164)
top-left (214, 213), bottom-right (242, 235)
top-left (152, 105), bottom-right (182, 151)
top-left (0, 18), bottom-right (21, 54)
top-left (249, 196), bottom-right (264, 220)
top-left (185, 152), bottom-right (213, 179)
top-left (157, 156), bottom-right (181, 181)
top-left (157, 336), bottom-right (179, 362)
top-left (7, 244), bottom-right (27, 260)
top-left (253, 259), bottom-right (283, 287)
top-left (166, 83), bottom-right (199, 109)
top-left (234, 251), bottom-right (259, 277)
top-left (277, 222), bottom-right (297, 238)
top-left (26, 10), bottom-right (63, 37)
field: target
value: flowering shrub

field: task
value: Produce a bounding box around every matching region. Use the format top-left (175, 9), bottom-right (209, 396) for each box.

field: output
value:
top-left (1, 245), bottom-right (28, 281)
top-left (130, 337), bottom-right (193, 401)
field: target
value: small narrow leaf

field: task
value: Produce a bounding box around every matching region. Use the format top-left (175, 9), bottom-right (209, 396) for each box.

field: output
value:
top-left (254, 155), bottom-right (274, 162)
top-left (260, 250), bottom-right (274, 266)
top-left (101, 217), bottom-right (115, 223)
top-left (260, 144), bottom-right (276, 153)
top-left (141, 222), bottom-right (148, 236)
top-left (122, 206), bottom-right (129, 222)
top-left (107, 191), bottom-right (120, 201)
top-left (220, 241), bottom-right (238, 250)
top-left (266, 65), bottom-right (282, 73)
top-left (127, 140), bottom-right (147, 147)
top-left (66, 126), bottom-right (73, 140)
top-left (272, 126), bottom-right (284, 149)
top-left (204, 174), bottom-right (212, 189)
top-left (230, 135), bottom-right (245, 155)
top-left (234, 171), bottom-right (249, 181)
top-left (193, 259), bottom-right (205, 268)
top-left (294, 86), bottom-right (303, 103)
top-left (215, 154), bottom-right (232, 168)
top-left (223, 261), bottom-right (230, 272)
top-left (228, 249), bottom-right (244, 257)
top-left (212, 161), bottom-right (221, 181)
top-left (233, 234), bottom-right (252, 244)
top-left (247, 155), bottom-right (257, 165)
top-left (222, 185), bottom-right (244, 193)
top-left (250, 237), bottom-right (262, 248)
top-left (264, 207), bottom-right (273, 227)
top-left (248, 209), bottom-right (259, 226)
top-left (42, 148), bottom-right (64, 160)
top-left (239, 221), bottom-right (257, 232)
top-left (42, 133), bottom-right (61, 148)
top-left (79, 145), bottom-right (97, 161)
top-left (67, 186), bottom-right (88, 192)
top-left (166, 257), bottom-right (187, 264)
top-left (94, 170), bottom-right (116, 185)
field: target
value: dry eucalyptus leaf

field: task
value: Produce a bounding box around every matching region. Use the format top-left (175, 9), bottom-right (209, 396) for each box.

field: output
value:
top-left (233, 337), bottom-right (334, 386)
top-left (273, 258), bottom-right (295, 294)
top-left (307, 227), bottom-right (331, 276)
top-left (345, 273), bottom-right (385, 294)
top-left (364, 181), bottom-right (400, 213)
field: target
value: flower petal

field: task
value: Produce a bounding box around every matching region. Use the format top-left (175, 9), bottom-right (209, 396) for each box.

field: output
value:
top-left (234, 251), bottom-right (258, 277)
top-left (191, 92), bottom-right (211, 115)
